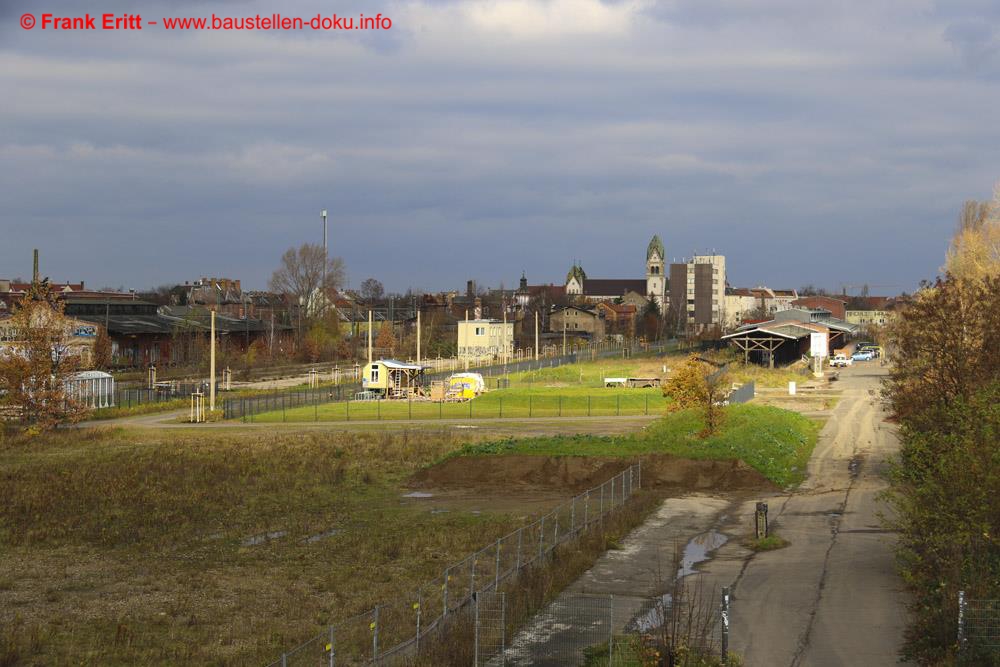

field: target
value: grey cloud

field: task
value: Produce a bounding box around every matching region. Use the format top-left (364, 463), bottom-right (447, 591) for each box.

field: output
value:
top-left (1, 0), bottom-right (998, 292)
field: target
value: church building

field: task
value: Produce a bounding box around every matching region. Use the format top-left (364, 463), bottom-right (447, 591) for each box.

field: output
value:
top-left (562, 236), bottom-right (668, 312)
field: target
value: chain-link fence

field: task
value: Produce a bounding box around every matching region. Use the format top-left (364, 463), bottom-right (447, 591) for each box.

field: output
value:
top-left (726, 380), bottom-right (755, 405)
top-left (266, 463), bottom-right (642, 666)
top-left (958, 592), bottom-right (1000, 664)
top-left (477, 587), bottom-right (732, 667)
top-left (226, 342), bottom-right (674, 420)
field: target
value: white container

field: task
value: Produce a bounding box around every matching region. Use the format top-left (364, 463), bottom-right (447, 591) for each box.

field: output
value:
top-left (788, 381), bottom-right (797, 396)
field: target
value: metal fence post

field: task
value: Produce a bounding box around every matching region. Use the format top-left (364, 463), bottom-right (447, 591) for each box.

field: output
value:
top-left (571, 497), bottom-right (576, 534)
top-left (722, 586), bottom-right (730, 664)
top-left (414, 598), bottom-right (422, 653)
top-left (538, 518), bottom-right (545, 561)
top-left (584, 490), bottom-right (589, 526)
top-left (328, 625), bottom-right (336, 667)
top-left (515, 527), bottom-right (522, 571)
top-left (608, 594), bottom-right (615, 664)
top-left (500, 590), bottom-right (507, 662)
top-left (474, 594), bottom-right (480, 667)
top-left (957, 590), bottom-right (966, 654)
top-left (637, 460), bottom-right (642, 489)
top-left (495, 540), bottom-right (501, 589)
top-left (442, 569), bottom-right (449, 616)
top-left (471, 555), bottom-right (477, 599)
top-left (372, 606), bottom-right (379, 662)
top-left (600, 483), bottom-right (604, 522)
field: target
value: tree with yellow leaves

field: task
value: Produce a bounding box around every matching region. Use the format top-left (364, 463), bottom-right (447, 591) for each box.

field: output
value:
top-left (944, 184), bottom-right (1000, 282)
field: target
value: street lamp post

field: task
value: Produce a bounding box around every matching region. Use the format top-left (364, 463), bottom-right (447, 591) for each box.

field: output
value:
top-left (321, 209), bottom-right (328, 311)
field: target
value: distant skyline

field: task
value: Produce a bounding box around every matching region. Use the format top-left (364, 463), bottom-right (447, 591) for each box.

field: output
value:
top-left (3, 0), bottom-right (998, 295)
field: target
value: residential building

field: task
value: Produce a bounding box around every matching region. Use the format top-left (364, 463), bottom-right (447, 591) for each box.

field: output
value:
top-left (456, 319), bottom-right (513, 360)
top-left (595, 302), bottom-right (638, 337)
top-left (549, 305), bottom-right (606, 341)
top-left (791, 296), bottom-right (847, 320)
top-left (669, 254), bottom-right (727, 330)
top-left (845, 309), bottom-right (895, 328)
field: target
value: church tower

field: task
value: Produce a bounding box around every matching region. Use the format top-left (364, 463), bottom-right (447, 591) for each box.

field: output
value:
top-left (646, 235), bottom-right (665, 311)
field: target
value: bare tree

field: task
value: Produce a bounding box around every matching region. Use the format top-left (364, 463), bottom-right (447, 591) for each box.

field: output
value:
top-left (268, 243), bottom-right (345, 316)
top-left (359, 278), bottom-right (385, 305)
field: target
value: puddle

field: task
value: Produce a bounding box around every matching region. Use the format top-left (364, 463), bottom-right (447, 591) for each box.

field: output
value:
top-left (848, 455), bottom-right (863, 479)
top-left (303, 529), bottom-right (340, 544)
top-left (403, 491), bottom-right (434, 498)
top-left (625, 529), bottom-right (729, 634)
top-left (676, 529), bottom-right (728, 579)
top-left (241, 531), bottom-right (287, 547)
top-left (452, 425), bottom-right (478, 429)
top-left (629, 593), bottom-right (673, 633)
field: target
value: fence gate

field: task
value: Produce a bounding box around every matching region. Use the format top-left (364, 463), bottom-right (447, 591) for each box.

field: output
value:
top-left (475, 591), bottom-right (506, 666)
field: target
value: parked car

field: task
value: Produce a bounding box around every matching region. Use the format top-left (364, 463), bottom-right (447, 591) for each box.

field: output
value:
top-left (830, 354), bottom-right (853, 367)
top-left (852, 350), bottom-right (875, 361)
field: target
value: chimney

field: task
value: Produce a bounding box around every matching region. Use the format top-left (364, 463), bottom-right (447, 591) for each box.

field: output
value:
top-left (32, 249), bottom-right (39, 284)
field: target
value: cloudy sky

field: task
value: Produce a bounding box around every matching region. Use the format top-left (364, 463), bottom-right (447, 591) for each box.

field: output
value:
top-left (2, 0), bottom-right (998, 294)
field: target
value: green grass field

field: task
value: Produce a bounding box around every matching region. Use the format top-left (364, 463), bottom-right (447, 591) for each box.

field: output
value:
top-left (248, 354), bottom-right (677, 423)
top-left (249, 387), bottom-right (665, 422)
top-left (452, 404), bottom-right (820, 487)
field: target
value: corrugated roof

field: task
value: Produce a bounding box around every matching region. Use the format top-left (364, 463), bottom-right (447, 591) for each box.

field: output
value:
top-left (374, 359), bottom-right (424, 370)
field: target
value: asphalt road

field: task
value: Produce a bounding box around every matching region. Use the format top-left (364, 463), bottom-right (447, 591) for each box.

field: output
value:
top-left (701, 363), bottom-right (912, 666)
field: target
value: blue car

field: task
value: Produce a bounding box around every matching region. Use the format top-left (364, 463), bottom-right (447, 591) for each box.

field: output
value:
top-left (852, 350), bottom-right (875, 361)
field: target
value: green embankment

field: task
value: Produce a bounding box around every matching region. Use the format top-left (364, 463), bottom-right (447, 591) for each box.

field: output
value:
top-left (452, 404), bottom-right (820, 487)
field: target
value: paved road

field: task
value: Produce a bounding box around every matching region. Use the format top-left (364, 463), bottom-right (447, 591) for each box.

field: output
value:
top-left (700, 363), bottom-right (912, 666)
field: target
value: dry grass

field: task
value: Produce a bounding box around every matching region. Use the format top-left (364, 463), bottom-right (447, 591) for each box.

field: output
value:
top-left (0, 427), bottom-right (527, 665)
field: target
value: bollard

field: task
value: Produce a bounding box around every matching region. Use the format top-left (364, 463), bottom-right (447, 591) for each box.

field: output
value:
top-left (755, 502), bottom-right (769, 539)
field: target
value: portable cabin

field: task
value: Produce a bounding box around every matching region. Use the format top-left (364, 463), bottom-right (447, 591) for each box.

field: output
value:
top-left (446, 372), bottom-right (486, 401)
top-left (361, 359), bottom-right (426, 399)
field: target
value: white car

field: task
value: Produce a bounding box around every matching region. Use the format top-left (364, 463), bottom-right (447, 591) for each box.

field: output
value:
top-left (829, 354), bottom-right (853, 368)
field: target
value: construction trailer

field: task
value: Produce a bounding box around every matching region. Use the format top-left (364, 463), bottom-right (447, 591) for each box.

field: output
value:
top-left (361, 359), bottom-right (426, 399)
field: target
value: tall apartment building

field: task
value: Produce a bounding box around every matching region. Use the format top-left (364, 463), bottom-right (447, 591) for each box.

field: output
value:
top-left (668, 254), bottom-right (726, 331)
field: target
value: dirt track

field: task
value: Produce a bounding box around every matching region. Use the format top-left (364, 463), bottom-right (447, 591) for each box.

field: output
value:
top-left (692, 363), bottom-right (912, 665)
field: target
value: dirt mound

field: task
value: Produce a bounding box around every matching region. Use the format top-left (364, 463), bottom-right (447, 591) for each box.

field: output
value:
top-left (410, 454), bottom-right (775, 495)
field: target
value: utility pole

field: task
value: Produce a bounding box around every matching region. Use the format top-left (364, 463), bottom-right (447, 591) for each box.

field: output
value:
top-left (416, 309), bottom-right (421, 365)
top-left (368, 309), bottom-right (373, 365)
top-left (534, 311), bottom-right (539, 360)
top-left (563, 321), bottom-right (567, 355)
top-left (502, 308), bottom-right (507, 365)
top-left (210, 309), bottom-right (216, 412)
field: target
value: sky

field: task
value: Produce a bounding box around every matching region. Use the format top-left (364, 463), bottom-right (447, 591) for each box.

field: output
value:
top-left (2, 0), bottom-right (998, 295)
